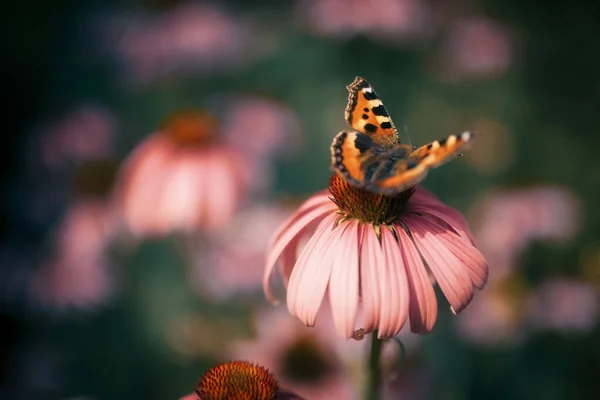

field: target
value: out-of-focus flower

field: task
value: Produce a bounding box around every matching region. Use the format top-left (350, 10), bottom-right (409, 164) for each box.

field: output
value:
top-left (264, 174), bottom-right (488, 339)
top-left (526, 278), bottom-right (599, 334)
top-left (31, 160), bottom-right (120, 310)
top-left (181, 360), bottom-right (304, 400)
top-left (30, 201), bottom-right (117, 310)
top-left (456, 274), bottom-right (527, 346)
top-left (232, 308), bottom-right (356, 400)
top-left (115, 110), bottom-right (249, 237)
top-left (219, 96), bottom-right (302, 192)
top-left (106, 2), bottom-right (266, 84)
top-left (470, 185), bottom-right (579, 277)
top-left (437, 18), bottom-right (514, 81)
top-left (192, 203), bottom-right (293, 299)
top-left (37, 105), bottom-right (117, 168)
top-left (298, 0), bottom-right (432, 42)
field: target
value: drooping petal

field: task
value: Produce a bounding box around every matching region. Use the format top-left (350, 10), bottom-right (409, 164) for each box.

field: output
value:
top-left (360, 225), bottom-right (383, 334)
top-left (286, 213), bottom-right (338, 326)
top-left (204, 154), bottom-right (238, 229)
top-left (432, 225), bottom-right (489, 289)
top-left (395, 224), bottom-right (438, 334)
top-left (377, 227), bottom-right (409, 338)
top-left (409, 187), bottom-right (475, 243)
top-left (328, 220), bottom-right (360, 338)
top-left (269, 191), bottom-right (334, 246)
top-left (263, 202), bottom-right (334, 302)
top-left (405, 216), bottom-right (475, 314)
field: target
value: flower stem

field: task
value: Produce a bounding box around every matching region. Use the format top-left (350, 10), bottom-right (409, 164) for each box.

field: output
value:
top-left (365, 331), bottom-right (383, 400)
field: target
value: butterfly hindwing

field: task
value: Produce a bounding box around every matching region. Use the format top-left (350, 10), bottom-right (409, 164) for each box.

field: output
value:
top-left (331, 130), bottom-right (385, 188)
top-left (367, 132), bottom-right (475, 195)
top-left (345, 77), bottom-right (398, 148)
top-left (408, 131), bottom-right (475, 168)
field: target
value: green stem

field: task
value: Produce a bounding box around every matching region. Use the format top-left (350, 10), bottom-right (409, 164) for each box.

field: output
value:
top-left (365, 331), bottom-right (383, 400)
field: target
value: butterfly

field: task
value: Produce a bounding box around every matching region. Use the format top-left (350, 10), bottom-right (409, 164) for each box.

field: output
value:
top-left (330, 76), bottom-right (475, 195)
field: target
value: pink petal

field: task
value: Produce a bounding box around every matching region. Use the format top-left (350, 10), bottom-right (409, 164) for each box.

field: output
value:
top-left (395, 225), bottom-right (438, 334)
top-left (405, 216), bottom-right (474, 314)
top-left (433, 226), bottom-right (489, 289)
top-left (270, 191), bottom-right (334, 245)
top-left (328, 220), bottom-right (360, 338)
top-left (286, 213), bottom-right (338, 326)
top-left (360, 225), bottom-right (382, 334)
top-left (410, 187), bottom-right (475, 243)
top-left (377, 227), bottom-right (409, 338)
top-left (203, 155), bottom-right (238, 229)
top-left (263, 202), bottom-right (334, 303)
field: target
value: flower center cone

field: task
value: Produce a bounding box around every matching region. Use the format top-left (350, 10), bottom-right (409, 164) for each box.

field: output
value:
top-left (195, 361), bottom-right (279, 400)
top-left (161, 110), bottom-right (219, 147)
top-left (328, 173), bottom-right (415, 225)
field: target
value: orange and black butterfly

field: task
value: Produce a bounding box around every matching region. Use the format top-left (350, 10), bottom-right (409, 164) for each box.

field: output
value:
top-left (331, 76), bottom-right (475, 195)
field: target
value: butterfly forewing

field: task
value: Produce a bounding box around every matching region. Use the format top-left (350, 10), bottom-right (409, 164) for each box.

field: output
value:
top-left (345, 77), bottom-right (398, 148)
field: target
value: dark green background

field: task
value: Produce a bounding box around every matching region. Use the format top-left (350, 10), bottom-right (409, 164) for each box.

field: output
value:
top-left (2, 1), bottom-right (599, 399)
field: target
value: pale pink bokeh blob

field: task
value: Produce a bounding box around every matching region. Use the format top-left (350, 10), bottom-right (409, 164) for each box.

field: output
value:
top-left (108, 3), bottom-right (256, 83)
top-left (220, 96), bottom-right (302, 192)
top-left (526, 279), bottom-right (599, 334)
top-left (192, 204), bottom-right (292, 299)
top-left (39, 106), bottom-right (117, 168)
top-left (115, 134), bottom-right (248, 237)
top-left (470, 186), bottom-right (579, 277)
top-left (31, 200), bottom-right (117, 309)
top-left (456, 279), bottom-right (525, 346)
top-left (440, 18), bottom-right (514, 80)
top-left (299, 0), bottom-right (432, 42)
top-left (264, 187), bottom-right (488, 339)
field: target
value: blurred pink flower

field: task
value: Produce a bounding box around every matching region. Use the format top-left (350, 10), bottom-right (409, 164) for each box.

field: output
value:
top-left (264, 174), bottom-right (488, 339)
top-left (38, 105), bottom-right (117, 168)
top-left (107, 2), bottom-right (261, 83)
top-left (219, 96), bottom-right (302, 192)
top-left (439, 18), bottom-right (514, 80)
top-left (30, 200), bottom-right (117, 309)
top-left (299, 0), bottom-right (432, 42)
top-left (456, 276), bottom-right (526, 346)
top-left (115, 110), bottom-right (249, 237)
top-left (470, 186), bottom-right (579, 277)
top-left (192, 203), bottom-right (292, 299)
top-left (526, 279), bottom-right (599, 334)
top-left (231, 308), bottom-right (357, 400)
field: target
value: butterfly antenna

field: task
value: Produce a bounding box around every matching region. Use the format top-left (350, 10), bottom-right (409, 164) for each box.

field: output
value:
top-left (403, 125), bottom-right (415, 149)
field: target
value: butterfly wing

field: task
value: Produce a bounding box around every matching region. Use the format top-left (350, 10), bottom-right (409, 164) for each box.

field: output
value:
top-left (367, 132), bottom-right (475, 195)
top-left (331, 130), bottom-right (388, 188)
top-left (345, 77), bottom-right (399, 148)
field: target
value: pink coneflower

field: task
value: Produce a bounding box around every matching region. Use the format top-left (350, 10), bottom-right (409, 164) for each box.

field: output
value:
top-left (526, 278), bottom-right (599, 334)
top-left (115, 110), bottom-right (248, 237)
top-left (264, 173), bottom-right (488, 339)
top-left (232, 308), bottom-right (356, 400)
top-left (31, 200), bottom-right (117, 310)
top-left (181, 360), bottom-right (305, 400)
top-left (31, 160), bottom-right (120, 310)
top-left (469, 185), bottom-right (579, 277)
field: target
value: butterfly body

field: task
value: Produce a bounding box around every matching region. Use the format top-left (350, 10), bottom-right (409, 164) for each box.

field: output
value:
top-left (332, 76), bottom-right (475, 195)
